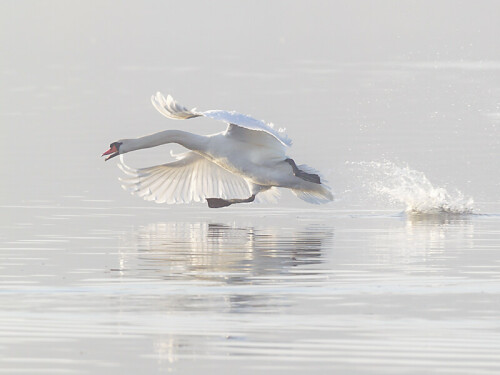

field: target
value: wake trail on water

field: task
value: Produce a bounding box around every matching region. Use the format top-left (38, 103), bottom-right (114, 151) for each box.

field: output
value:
top-left (349, 161), bottom-right (474, 214)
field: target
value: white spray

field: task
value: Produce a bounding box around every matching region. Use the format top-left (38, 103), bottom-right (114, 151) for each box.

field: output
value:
top-left (350, 161), bottom-right (474, 214)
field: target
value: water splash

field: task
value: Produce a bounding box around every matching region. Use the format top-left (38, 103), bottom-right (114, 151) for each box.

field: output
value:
top-left (351, 161), bottom-right (474, 214)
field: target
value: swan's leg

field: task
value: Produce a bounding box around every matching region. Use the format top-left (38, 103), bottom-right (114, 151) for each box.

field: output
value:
top-left (206, 194), bottom-right (256, 208)
top-left (285, 158), bottom-right (321, 184)
top-left (206, 198), bottom-right (232, 208)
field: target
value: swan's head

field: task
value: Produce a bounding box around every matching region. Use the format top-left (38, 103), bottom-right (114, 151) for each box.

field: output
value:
top-left (102, 141), bottom-right (123, 161)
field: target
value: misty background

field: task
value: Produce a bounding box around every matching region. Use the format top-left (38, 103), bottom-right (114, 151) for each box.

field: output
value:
top-left (1, 0), bottom-right (499, 208)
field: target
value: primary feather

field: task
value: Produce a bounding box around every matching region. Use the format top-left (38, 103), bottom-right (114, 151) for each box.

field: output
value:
top-left (119, 154), bottom-right (250, 204)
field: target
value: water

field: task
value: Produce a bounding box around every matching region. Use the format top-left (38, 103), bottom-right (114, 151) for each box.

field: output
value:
top-left (350, 161), bottom-right (475, 214)
top-left (2, 207), bottom-right (499, 374)
top-left (1, 1), bottom-right (500, 374)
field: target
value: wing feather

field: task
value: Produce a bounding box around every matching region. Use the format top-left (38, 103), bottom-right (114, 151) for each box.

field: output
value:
top-left (154, 170), bottom-right (174, 203)
top-left (203, 110), bottom-right (292, 147)
top-left (140, 169), bottom-right (169, 196)
top-left (151, 92), bottom-right (201, 120)
top-left (162, 168), bottom-right (182, 203)
top-left (151, 92), bottom-right (292, 147)
top-left (291, 185), bottom-right (334, 205)
top-left (176, 166), bottom-right (190, 202)
top-left (191, 160), bottom-right (201, 202)
top-left (140, 169), bottom-right (170, 197)
top-left (118, 154), bottom-right (251, 204)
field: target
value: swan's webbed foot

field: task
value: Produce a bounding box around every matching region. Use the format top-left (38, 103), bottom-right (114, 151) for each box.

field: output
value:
top-left (206, 195), bottom-right (256, 208)
top-left (285, 158), bottom-right (321, 184)
top-left (296, 170), bottom-right (321, 184)
top-left (207, 198), bottom-right (232, 208)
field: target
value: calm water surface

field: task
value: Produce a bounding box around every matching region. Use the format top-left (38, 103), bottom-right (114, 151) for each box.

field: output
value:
top-left (1, 206), bottom-right (499, 374)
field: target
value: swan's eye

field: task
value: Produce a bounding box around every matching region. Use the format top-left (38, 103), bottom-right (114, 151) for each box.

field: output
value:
top-left (110, 142), bottom-right (122, 150)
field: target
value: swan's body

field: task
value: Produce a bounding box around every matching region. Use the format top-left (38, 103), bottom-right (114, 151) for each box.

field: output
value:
top-left (102, 93), bottom-right (333, 208)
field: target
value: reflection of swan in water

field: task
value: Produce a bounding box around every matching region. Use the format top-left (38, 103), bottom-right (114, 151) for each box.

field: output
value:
top-left (111, 221), bottom-right (332, 365)
top-left (116, 221), bottom-right (333, 284)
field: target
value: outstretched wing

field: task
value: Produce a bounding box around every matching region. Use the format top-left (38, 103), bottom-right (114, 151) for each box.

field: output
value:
top-left (151, 92), bottom-right (292, 147)
top-left (118, 153), bottom-right (251, 204)
top-left (151, 92), bottom-right (202, 120)
top-left (202, 110), bottom-right (292, 147)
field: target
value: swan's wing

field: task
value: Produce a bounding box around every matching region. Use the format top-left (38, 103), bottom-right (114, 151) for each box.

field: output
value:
top-left (291, 189), bottom-right (333, 205)
top-left (118, 153), bottom-right (251, 204)
top-left (151, 92), bottom-right (292, 147)
top-left (220, 124), bottom-right (286, 159)
top-left (151, 92), bottom-right (202, 120)
top-left (255, 186), bottom-right (281, 204)
top-left (202, 110), bottom-right (292, 147)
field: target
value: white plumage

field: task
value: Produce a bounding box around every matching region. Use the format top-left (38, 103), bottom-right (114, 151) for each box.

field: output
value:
top-left (151, 92), bottom-right (292, 146)
top-left (103, 92), bottom-right (333, 208)
top-left (119, 152), bottom-right (251, 204)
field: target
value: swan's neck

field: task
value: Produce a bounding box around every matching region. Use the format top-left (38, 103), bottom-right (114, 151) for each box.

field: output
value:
top-left (122, 130), bottom-right (209, 154)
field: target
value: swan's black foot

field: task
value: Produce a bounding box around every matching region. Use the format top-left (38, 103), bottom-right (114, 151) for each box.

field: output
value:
top-left (295, 170), bottom-right (321, 184)
top-left (207, 198), bottom-right (232, 208)
top-left (285, 158), bottom-right (321, 184)
top-left (206, 194), bottom-right (256, 208)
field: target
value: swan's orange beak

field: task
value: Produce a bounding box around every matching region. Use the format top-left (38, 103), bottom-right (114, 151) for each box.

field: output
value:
top-left (102, 144), bottom-right (119, 161)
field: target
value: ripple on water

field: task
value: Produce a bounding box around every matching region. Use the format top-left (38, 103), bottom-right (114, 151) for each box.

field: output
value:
top-left (1, 206), bottom-right (500, 374)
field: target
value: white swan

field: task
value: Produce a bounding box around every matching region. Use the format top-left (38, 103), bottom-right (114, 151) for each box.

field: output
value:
top-left (102, 92), bottom-right (333, 208)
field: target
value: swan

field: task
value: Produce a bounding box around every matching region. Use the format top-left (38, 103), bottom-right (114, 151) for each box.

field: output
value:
top-left (102, 92), bottom-right (333, 208)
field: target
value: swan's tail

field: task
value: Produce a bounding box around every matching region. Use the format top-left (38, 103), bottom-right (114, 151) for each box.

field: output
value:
top-left (292, 183), bottom-right (334, 205)
top-left (151, 92), bottom-right (202, 120)
top-left (286, 162), bottom-right (333, 204)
